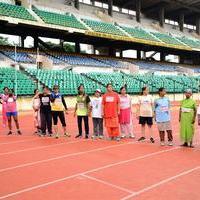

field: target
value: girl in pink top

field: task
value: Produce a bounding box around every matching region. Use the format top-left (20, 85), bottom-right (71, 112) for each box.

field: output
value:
top-left (4, 89), bottom-right (21, 135)
top-left (0, 87), bottom-right (9, 128)
top-left (119, 86), bottom-right (135, 139)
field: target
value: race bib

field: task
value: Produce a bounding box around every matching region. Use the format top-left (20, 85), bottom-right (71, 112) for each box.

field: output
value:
top-left (78, 103), bottom-right (85, 109)
top-left (7, 98), bottom-right (14, 103)
top-left (181, 107), bottom-right (192, 113)
top-left (160, 106), bottom-right (169, 112)
top-left (42, 97), bottom-right (50, 103)
top-left (55, 98), bottom-right (62, 104)
top-left (106, 97), bottom-right (114, 102)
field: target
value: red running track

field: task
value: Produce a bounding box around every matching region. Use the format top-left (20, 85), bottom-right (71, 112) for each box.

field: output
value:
top-left (0, 110), bottom-right (200, 200)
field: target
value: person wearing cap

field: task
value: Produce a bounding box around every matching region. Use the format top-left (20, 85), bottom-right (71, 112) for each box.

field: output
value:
top-left (51, 85), bottom-right (70, 139)
top-left (179, 89), bottom-right (197, 148)
top-left (102, 83), bottom-right (120, 141)
top-left (119, 86), bottom-right (135, 139)
top-left (90, 89), bottom-right (104, 139)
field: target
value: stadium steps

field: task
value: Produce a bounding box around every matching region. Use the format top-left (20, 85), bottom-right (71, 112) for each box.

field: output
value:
top-left (80, 73), bottom-right (106, 87)
top-left (27, 8), bottom-right (43, 23)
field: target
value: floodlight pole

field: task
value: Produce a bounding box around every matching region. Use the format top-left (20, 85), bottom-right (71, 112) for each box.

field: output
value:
top-left (14, 45), bottom-right (18, 96)
top-left (36, 47), bottom-right (40, 90)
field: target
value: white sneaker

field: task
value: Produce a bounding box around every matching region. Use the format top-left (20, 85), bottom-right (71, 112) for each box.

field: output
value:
top-left (160, 142), bottom-right (165, 146)
top-left (168, 141), bottom-right (173, 146)
top-left (121, 135), bottom-right (126, 139)
top-left (98, 135), bottom-right (104, 139)
top-left (91, 135), bottom-right (97, 139)
top-left (129, 135), bottom-right (135, 139)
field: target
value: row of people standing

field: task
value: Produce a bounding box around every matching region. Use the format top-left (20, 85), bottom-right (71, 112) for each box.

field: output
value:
top-left (0, 84), bottom-right (198, 147)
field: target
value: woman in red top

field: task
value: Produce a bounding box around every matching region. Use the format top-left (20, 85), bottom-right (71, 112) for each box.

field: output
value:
top-left (102, 83), bottom-right (120, 141)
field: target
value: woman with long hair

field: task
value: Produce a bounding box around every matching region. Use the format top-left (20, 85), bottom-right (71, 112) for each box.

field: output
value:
top-left (119, 86), bottom-right (135, 139)
top-left (74, 84), bottom-right (91, 139)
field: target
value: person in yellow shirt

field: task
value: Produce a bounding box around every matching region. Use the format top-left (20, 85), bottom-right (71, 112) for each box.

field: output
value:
top-left (51, 85), bottom-right (70, 139)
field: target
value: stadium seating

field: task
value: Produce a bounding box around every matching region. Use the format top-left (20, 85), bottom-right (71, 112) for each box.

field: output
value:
top-left (0, 2), bottom-right (36, 21)
top-left (82, 19), bottom-right (126, 36)
top-left (176, 37), bottom-right (200, 49)
top-left (25, 68), bottom-right (104, 95)
top-left (0, 67), bottom-right (36, 95)
top-left (33, 7), bottom-right (87, 30)
top-left (121, 26), bottom-right (159, 42)
top-left (151, 32), bottom-right (185, 46)
top-left (0, 50), bottom-right (35, 63)
top-left (134, 61), bottom-right (178, 72)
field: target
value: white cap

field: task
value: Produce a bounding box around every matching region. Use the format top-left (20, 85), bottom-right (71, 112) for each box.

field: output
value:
top-left (95, 89), bottom-right (101, 93)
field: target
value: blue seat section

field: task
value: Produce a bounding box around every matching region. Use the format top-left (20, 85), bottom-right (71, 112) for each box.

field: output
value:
top-left (134, 61), bottom-right (178, 72)
top-left (1, 50), bottom-right (35, 63)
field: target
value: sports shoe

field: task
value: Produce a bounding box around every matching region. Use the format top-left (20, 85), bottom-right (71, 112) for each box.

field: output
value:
top-left (160, 142), bottom-right (165, 146)
top-left (138, 136), bottom-right (146, 142)
top-left (55, 134), bottom-right (59, 139)
top-left (168, 141), bottom-right (173, 146)
top-left (91, 135), bottom-right (97, 140)
top-left (17, 130), bottom-right (22, 135)
top-left (99, 135), bottom-right (104, 139)
top-left (64, 133), bottom-right (71, 137)
top-left (85, 135), bottom-right (89, 139)
top-left (150, 137), bottom-right (155, 143)
top-left (116, 137), bottom-right (121, 141)
top-left (75, 134), bottom-right (82, 138)
top-left (129, 135), bottom-right (135, 139)
top-left (121, 135), bottom-right (126, 139)
top-left (7, 131), bottom-right (12, 135)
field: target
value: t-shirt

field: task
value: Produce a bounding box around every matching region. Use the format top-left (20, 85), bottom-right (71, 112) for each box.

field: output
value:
top-left (76, 94), bottom-right (90, 116)
top-left (5, 95), bottom-right (17, 112)
top-left (39, 94), bottom-right (51, 112)
top-left (51, 92), bottom-right (67, 111)
top-left (102, 92), bottom-right (120, 118)
top-left (120, 95), bottom-right (131, 110)
top-left (91, 97), bottom-right (102, 118)
top-left (138, 95), bottom-right (153, 117)
top-left (154, 97), bottom-right (170, 123)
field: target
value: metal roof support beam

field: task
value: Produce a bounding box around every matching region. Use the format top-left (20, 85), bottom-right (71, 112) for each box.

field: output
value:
top-left (136, 0), bottom-right (141, 23)
top-left (179, 13), bottom-right (184, 32)
top-left (159, 6), bottom-right (165, 27)
top-left (108, 0), bottom-right (113, 17)
top-left (74, 0), bottom-right (80, 10)
top-left (196, 17), bottom-right (200, 35)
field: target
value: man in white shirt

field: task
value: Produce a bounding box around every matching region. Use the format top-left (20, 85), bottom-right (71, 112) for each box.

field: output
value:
top-left (90, 89), bottom-right (104, 139)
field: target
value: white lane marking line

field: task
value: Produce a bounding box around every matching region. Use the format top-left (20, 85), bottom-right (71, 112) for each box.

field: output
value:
top-left (0, 140), bottom-right (86, 156)
top-left (0, 138), bottom-right (41, 145)
top-left (0, 147), bottom-right (179, 199)
top-left (81, 174), bottom-right (134, 194)
top-left (0, 141), bottom-right (137, 173)
top-left (121, 165), bottom-right (200, 200)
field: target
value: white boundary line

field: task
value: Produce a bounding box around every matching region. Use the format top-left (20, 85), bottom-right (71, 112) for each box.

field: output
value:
top-left (81, 174), bottom-right (134, 194)
top-left (121, 165), bottom-right (200, 200)
top-left (0, 141), bottom-right (137, 173)
top-left (0, 138), bottom-right (41, 145)
top-left (0, 147), bottom-right (179, 199)
top-left (0, 140), bottom-right (86, 156)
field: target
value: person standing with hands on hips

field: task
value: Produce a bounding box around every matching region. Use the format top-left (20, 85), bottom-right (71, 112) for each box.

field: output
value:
top-left (51, 85), bottom-right (70, 139)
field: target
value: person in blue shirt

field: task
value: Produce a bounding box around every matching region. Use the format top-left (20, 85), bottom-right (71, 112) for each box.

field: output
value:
top-left (154, 87), bottom-right (173, 146)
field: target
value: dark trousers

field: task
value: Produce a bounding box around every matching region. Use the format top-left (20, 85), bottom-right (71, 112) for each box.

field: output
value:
top-left (92, 118), bottom-right (103, 136)
top-left (159, 130), bottom-right (173, 142)
top-left (77, 116), bottom-right (89, 136)
top-left (40, 110), bottom-right (52, 135)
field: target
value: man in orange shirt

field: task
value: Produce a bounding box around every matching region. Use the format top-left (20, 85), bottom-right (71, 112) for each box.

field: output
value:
top-left (102, 83), bottom-right (120, 141)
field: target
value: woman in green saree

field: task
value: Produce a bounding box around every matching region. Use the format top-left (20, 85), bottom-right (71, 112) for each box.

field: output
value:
top-left (179, 89), bottom-right (197, 148)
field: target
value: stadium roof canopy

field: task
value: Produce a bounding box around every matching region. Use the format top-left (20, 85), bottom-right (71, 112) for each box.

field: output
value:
top-left (96, 0), bottom-right (200, 25)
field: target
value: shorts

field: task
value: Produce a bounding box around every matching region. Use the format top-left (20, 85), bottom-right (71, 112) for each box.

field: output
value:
top-left (52, 111), bottom-right (66, 126)
top-left (6, 112), bottom-right (18, 117)
top-left (157, 121), bottom-right (172, 132)
top-left (139, 116), bottom-right (153, 126)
